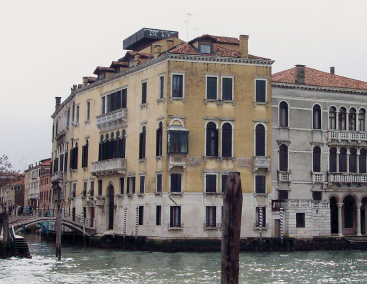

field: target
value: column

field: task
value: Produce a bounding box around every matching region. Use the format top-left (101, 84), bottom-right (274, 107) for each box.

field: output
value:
top-left (357, 149), bottom-right (360, 173)
top-left (337, 203), bottom-right (343, 236)
top-left (336, 148), bottom-right (340, 172)
top-left (357, 203), bottom-right (362, 236)
top-left (346, 148), bottom-right (350, 173)
top-left (336, 111), bottom-right (339, 131)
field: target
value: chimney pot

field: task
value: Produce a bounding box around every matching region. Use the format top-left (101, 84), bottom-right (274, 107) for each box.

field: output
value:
top-left (330, 66), bottom-right (335, 75)
top-left (295, 64), bottom-right (306, 84)
top-left (239, 35), bottom-right (249, 59)
top-left (55, 97), bottom-right (61, 111)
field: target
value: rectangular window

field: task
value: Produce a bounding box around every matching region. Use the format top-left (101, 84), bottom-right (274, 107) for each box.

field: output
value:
top-left (72, 103), bottom-right (75, 122)
top-left (86, 101), bottom-right (90, 121)
top-left (296, 213), bottom-right (305, 228)
top-left (200, 44), bottom-right (211, 54)
top-left (156, 205), bottom-right (161, 225)
top-left (167, 131), bottom-right (188, 154)
top-left (139, 206), bottom-right (144, 225)
top-left (121, 88), bottom-right (127, 108)
top-left (102, 97), bottom-right (106, 114)
top-left (221, 174), bottom-right (228, 193)
top-left (206, 206), bottom-right (216, 227)
top-left (206, 76), bottom-right (218, 100)
top-left (278, 190), bottom-right (288, 200)
top-left (170, 173), bottom-right (182, 193)
top-left (90, 180), bottom-right (94, 196)
top-left (256, 207), bottom-right (266, 227)
top-left (98, 180), bottom-right (102, 196)
top-left (255, 176), bottom-right (266, 194)
top-left (170, 206), bottom-right (181, 227)
top-left (128, 176), bottom-right (136, 194)
top-left (142, 81), bottom-right (147, 104)
top-left (156, 174), bottom-right (162, 193)
top-left (72, 183), bottom-right (76, 198)
top-left (255, 79), bottom-right (266, 103)
top-left (120, 178), bottom-right (124, 194)
top-left (205, 174), bottom-right (217, 193)
top-left (83, 181), bottom-right (87, 197)
top-left (222, 77), bottom-right (233, 101)
top-left (67, 108), bottom-right (70, 127)
top-left (172, 74), bottom-right (183, 98)
top-left (140, 175), bottom-right (145, 194)
top-left (76, 105), bottom-right (79, 124)
top-left (312, 191), bottom-right (322, 201)
top-left (159, 76), bottom-right (164, 99)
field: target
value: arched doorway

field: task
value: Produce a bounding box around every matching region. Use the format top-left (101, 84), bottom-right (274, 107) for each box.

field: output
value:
top-left (330, 197), bottom-right (338, 234)
top-left (361, 197), bottom-right (367, 235)
top-left (343, 195), bottom-right (356, 235)
top-left (108, 184), bottom-right (114, 230)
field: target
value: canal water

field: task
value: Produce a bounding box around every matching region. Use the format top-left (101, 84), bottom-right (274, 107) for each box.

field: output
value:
top-left (1, 235), bottom-right (367, 283)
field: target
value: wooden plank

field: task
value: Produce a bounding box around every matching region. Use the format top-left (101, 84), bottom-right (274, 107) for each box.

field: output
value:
top-left (221, 172), bottom-right (242, 284)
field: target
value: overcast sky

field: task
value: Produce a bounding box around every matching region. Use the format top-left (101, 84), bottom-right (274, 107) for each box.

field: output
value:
top-left (1, 0), bottom-right (366, 171)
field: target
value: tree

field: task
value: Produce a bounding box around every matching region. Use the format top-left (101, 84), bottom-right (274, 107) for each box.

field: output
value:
top-left (0, 155), bottom-right (14, 174)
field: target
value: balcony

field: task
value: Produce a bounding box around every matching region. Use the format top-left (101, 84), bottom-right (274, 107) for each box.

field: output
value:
top-left (55, 129), bottom-right (66, 140)
top-left (272, 199), bottom-right (329, 211)
top-left (328, 130), bottom-right (367, 143)
top-left (96, 109), bottom-right (127, 129)
top-left (91, 158), bottom-right (126, 176)
top-left (278, 171), bottom-right (291, 184)
top-left (328, 172), bottom-right (367, 184)
top-left (253, 156), bottom-right (270, 171)
top-left (312, 172), bottom-right (325, 184)
top-left (51, 172), bottom-right (63, 183)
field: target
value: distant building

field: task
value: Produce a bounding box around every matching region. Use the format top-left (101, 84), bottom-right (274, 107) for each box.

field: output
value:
top-left (24, 159), bottom-right (51, 209)
top-left (0, 179), bottom-right (24, 214)
top-left (40, 164), bottom-right (52, 210)
top-left (51, 28), bottom-right (274, 238)
top-left (271, 65), bottom-right (367, 237)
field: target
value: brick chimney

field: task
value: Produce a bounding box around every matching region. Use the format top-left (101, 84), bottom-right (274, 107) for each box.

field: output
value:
top-left (239, 35), bottom-right (249, 59)
top-left (153, 44), bottom-right (162, 58)
top-left (295, 65), bottom-right (306, 84)
top-left (55, 97), bottom-right (61, 111)
top-left (330, 66), bottom-right (335, 75)
top-left (134, 54), bottom-right (141, 67)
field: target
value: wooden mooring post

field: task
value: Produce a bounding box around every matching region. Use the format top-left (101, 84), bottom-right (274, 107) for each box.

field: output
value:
top-left (53, 182), bottom-right (62, 261)
top-left (221, 172), bottom-right (242, 284)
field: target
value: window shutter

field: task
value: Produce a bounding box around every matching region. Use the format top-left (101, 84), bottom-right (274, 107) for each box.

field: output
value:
top-left (222, 124), bottom-right (232, 157)
top-left (222, 78), bottom-right (232, 100)
top-left (207, 77), bottom-right (217, 100)
top-left (206, 128), bottom-right (211, 156)
top-left (132, 177), bottom-right (135, 193)
top-left (256, 80), bottom-right (266, 102)
top-left (139, 132), bottom-right (143, 159)
top-left (177, 174), bottom-right (181, 192)
top-left (121, 89), bottom-right (127, 108)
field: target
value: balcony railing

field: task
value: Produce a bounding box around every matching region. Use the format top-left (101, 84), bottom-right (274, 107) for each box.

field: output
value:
top-left (328, 130), bottom-right (367, 143)
top-left (51, 172), bottom-right (63, 183)
top-left (55, 129), bottom-right (66, 140)
top-left (169, 155), bottom-right (186, 170)
top-left (278, 171), bottom-right (291, 184)
top-left (272, 199), bottom-right (329, 211)
top-left (253, 156), bottom-right (270, 171)
top-left (91, 158), bottom-right (126, 176)
top-left (328, 172), bottom-right (367, 184)
top-left (96, 109), bottom-right (127, 129)
top-left (312, 172), bottom-right (325, 184)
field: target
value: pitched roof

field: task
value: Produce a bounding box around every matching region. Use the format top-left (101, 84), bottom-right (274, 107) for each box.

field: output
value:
top-left (168, 42), bottom-right (200, 55)
top-left (273, 67), bottom-right (367, 90)
top-left (110, 61), bottom-right (128, 68)
top-left (190, 35), bottom-right (240, 45)
top-left (93, 66), bottom-right (115, 75)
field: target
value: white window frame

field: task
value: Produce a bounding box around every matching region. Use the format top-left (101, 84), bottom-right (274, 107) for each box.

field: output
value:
top-left (158, 74), bottom-right (165, 100)
top-left (204, 121), bottom-right (219, 157)
top-left (253, 123), bottom-right (267, 157)
top-left (86, 100), bottom-right (91, 122)
top-left (328, 105), bottom-right (337, 130)
top-left (278, 100), bottom-right (289, 127)
top-left (169, 172), bottom-right (183, 193)
top-left (312, 103), bottom-right (322, 130)
top-left (170, 72), bottom-right (185, 100)
top-left (254, 174), bottom-right (267, 195)
top-left (254, 78), bottom-right (267, 104)
top-left (205, 74), bottom-right (219, 101)
top-left (220, 121), bottom-right (234, 158)
top-left (139, 174), bottom-right (145, 195)
top-left (312, 145), bottom-right (322, 173)
top-left (221, 75), bottom-right (234, 101)
top-left (156, 173), bottom-right (163, 193)
top-left (204, 172), bottom-right (218, 194)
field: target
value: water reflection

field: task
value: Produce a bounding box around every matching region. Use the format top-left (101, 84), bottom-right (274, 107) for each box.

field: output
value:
top-left (0, 234), bottom-right (367, 283)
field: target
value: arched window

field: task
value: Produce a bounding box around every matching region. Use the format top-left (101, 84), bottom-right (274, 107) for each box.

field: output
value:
top-left (359, 108), bottom-right (366, 132)
top-left (329, 106), bottom-right (336, 130)
top-left (222, 123), bottom-right (232, 157)
top-left (349, 148), bottom-right (357, 173)
top-left (139, 126), bottom-right (146, 159)
top-left (255, 124), bottom-right (265, 156)
top-left (313, 146), bottom-right (321, 172)
top-left (279, 102), bottom-right (288, 127)
top-left (313, 105), bottom-right (321, 129)
top-left (206, 122), bottom-right (218, 157)
top-left (339, 147), bottom-right (347, 172)
top-left (360, 149), bottom-right (367, 173)
top-left (349, 108), bottom-right (356, 131)
top-left (118, 130), bottom-right (126, 158)
top-left (116, 131), bottom-right (120, 138)
top-left (329, 147), bottom-right (337, 172)
top-left (99, 135), bottom-right (104, 161)
top-left (156, 122), bottom-right (163, 157)
top-left (339, 107), bottom-right (346, 130)
top-left (279, 144), bottom-right (288, 171)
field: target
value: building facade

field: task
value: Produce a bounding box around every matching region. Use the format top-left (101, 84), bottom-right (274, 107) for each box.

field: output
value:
top-left (40, 162), bottom-right (52, 210)
top-left (51, 28), bottom-right (274, 239)
top-left (272, 65), bottom-right (367, 237)
top-left (0, 179), bottom-right (24, 214)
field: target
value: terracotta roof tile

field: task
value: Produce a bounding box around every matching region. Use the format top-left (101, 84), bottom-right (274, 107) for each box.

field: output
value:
top-left (110, 61), bottom-right (128, 68)
top-left (212, 44), bottom-right (240, 57)
top-left (168, 42), bottom-right (200, 55)
top-left (190, 35), bottom-right (240, 45)
top-left (273, 67), bottom-right (367, 90)
top-left (93, 66), bottom-right (115, 75)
